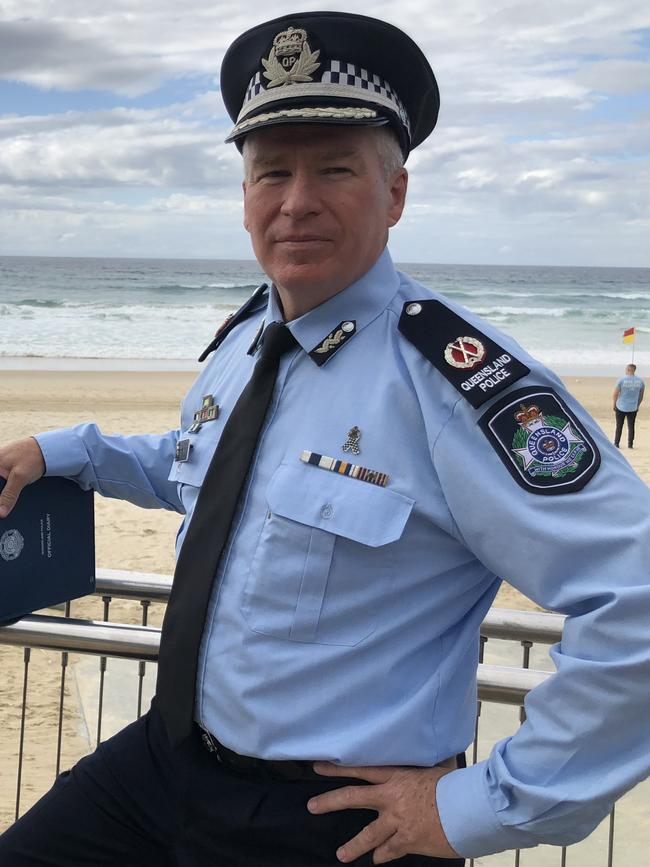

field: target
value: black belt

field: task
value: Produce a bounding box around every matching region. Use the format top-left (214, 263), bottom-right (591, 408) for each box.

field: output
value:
top-left (199, 728), bottom-right (324, 781)
top-left (199, 727), bottom-right (464, 782)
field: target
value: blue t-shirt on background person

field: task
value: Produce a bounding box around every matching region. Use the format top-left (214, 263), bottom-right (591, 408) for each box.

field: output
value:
top-left (616, 374), bottom-right (645, 412)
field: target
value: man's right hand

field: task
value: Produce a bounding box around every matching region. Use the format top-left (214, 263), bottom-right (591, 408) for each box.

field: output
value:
top-left (0, 438), bottom-right (46, 518)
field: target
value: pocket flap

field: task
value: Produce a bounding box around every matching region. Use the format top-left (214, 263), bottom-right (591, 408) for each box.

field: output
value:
top-left (266, 462), bottom-right (414, 547)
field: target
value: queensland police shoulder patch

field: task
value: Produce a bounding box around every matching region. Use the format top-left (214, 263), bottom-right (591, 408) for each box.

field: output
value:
top-left (480, 386), bottom-right (600, 495)
top-left (398, 300), bottom-right (530, 408)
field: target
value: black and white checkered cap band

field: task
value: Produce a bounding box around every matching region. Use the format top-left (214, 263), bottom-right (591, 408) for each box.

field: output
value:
top-left (240, 60), bottom-right (411, 136)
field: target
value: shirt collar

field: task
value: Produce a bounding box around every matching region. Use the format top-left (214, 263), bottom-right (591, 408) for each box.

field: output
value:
top-left (264, 248), bottom-right (400, 366)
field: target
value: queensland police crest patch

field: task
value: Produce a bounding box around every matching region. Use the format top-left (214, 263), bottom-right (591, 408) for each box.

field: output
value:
top-left (480, 387), bottom-right (600, 494)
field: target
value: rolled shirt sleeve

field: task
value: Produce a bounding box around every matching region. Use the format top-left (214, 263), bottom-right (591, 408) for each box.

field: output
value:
top-left (432, 371), bottom-right (650, 857)
top-left (35, 423), bottom-right (184, 514)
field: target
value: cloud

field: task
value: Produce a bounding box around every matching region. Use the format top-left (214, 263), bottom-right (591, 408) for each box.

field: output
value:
top-left (0, 102), bottom-right (241, 188)
top-left (0, 0), bottom-right (649, 264)
top-left (576, 60), bottom-right (650, 94)
top-left (0, 20), bottom-right (175, 96)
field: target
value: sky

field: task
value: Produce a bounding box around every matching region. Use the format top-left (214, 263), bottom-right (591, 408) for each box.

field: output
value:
top-left (1, 1), bottom-right (649, 267)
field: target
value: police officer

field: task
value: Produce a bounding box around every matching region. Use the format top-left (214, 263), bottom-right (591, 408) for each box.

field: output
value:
top-left (1, 11), bottom-right (649, 867)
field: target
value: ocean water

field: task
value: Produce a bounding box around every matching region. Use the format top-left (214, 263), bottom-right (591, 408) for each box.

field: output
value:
top-left (0, 256), bottom-right (648, 374)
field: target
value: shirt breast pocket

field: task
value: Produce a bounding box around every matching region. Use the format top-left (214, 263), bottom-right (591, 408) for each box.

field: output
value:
top-left (241, 462), bottom-right (414, 646)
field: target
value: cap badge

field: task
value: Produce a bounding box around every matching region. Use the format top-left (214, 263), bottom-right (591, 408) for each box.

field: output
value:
top-left (444, 336), bottom-right (486, 370)
top-left (262, 27), bottom-right (321, 88)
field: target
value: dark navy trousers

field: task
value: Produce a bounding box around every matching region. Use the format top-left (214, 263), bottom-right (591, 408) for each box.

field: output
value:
top-left (0, 701), bottom-right (464, 866)
top-left (614, 408), bottom-right (638, 447)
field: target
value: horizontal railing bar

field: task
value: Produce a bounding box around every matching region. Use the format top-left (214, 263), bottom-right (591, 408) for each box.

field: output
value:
top-left (0, 615), bottom-right (550, 703)
top-left (477, 664), bottom-right (548, 705)
top-left (94, 570), bottom-right (567, 645)
top-left (481, 607), bottom-right (565, 644)
top-left (0, 615), bottom-right (160, 660)
top-left (95, 568), bottom-right (172, 602)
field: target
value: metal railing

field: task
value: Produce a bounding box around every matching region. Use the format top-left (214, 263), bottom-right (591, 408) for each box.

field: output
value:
top-left (0, 570), bottom-right (645, 866)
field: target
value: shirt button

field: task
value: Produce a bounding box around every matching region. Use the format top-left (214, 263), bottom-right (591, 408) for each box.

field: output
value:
top-left (406, 303), bottom-right (422, 316)
top-left (321, 504), bottom-right (334, 519)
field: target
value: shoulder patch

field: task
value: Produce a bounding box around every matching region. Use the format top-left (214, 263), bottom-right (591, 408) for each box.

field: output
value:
top-left (398, 300), bottom-right (530, 408)
top-left (198, 283), bottom-right (269, 362)
top-left (479, 386), bottom-right (601, 495)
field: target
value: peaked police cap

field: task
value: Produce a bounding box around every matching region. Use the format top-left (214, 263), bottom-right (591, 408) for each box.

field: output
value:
top-left (221, 11), bottom-right (440, 156)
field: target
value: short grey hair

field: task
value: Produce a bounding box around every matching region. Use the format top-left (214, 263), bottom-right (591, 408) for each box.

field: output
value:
top-left (373, 125), bottom-right (405, 177)
top-left (241, 123), bottom-right (404, 179)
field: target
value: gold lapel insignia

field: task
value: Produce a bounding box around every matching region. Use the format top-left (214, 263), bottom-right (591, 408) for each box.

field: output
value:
top-left (262, 27), bottom-right (321, 88)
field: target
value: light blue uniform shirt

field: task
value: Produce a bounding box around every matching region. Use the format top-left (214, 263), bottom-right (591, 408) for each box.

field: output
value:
top-left (615, 375), bottom-right (644, 412)
top-left (35, 248), bottom-right (650, 858)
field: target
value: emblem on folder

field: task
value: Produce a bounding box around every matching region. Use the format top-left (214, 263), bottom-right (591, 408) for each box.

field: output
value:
top-left (0, 529), bottom-right (24, 562)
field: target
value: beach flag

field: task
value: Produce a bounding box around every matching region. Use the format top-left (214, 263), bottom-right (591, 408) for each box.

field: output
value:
top-left (623, 327), bottom-right (635, 344)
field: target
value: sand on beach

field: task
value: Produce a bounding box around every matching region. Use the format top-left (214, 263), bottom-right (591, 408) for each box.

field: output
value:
top-left (0, 369), bottom-right (648, 830)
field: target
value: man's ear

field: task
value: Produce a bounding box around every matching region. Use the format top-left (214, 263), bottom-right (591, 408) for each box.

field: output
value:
top-left (387, 168), bottom-right (408, 228)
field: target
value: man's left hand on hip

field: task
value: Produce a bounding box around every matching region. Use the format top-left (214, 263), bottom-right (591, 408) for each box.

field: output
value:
top-left (307, 762), bottom-right (459, 863)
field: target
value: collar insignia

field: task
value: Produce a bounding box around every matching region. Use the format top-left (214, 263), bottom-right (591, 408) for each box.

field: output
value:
top-left (198, 283), bottom-right (269, 363)
top-left (309, 320), bottom-right (356, 366)
top-left (262, 27), bottom-right (321, 88)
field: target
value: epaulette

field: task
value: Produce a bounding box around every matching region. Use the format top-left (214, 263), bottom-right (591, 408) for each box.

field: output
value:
top-left (198, 283), bottom-right (269, 362)
top-left (398, 299), bottom-right (530, 409)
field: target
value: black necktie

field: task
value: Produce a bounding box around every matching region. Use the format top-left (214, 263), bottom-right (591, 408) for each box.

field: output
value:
top-left (156, 321), bottom-right (298, 746)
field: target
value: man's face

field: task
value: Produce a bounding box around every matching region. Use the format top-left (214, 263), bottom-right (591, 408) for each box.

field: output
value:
top-left (242, 124), bottom-right (407, 310)
top-left (626, 365), bottom-right (636, 376)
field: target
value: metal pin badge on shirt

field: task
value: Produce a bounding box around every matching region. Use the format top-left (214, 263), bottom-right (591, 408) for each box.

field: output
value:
top-left (175, 439), bottom-right (192, 463)
top-left (341, 426), bottom-right (362, 455)
top-left (188, 394), bottom-right (220, 433)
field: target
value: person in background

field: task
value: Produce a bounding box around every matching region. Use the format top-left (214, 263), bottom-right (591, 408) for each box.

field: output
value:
top-left (613, 363), bottom-right (644, 448)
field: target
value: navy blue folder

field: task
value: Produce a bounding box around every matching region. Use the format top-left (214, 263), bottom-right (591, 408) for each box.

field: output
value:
top-left (0, 477), bottom-right (95, 625)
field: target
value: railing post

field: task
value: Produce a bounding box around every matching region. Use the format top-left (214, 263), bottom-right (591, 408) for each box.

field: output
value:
top-left (15, 647), bottom-right (31, 821)
top-left (55, 600), bottom-right (72, 776)
top-left (137, 599), bottom-right (151, 718)
top-left (96, 596), bottom-right (112, 746)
